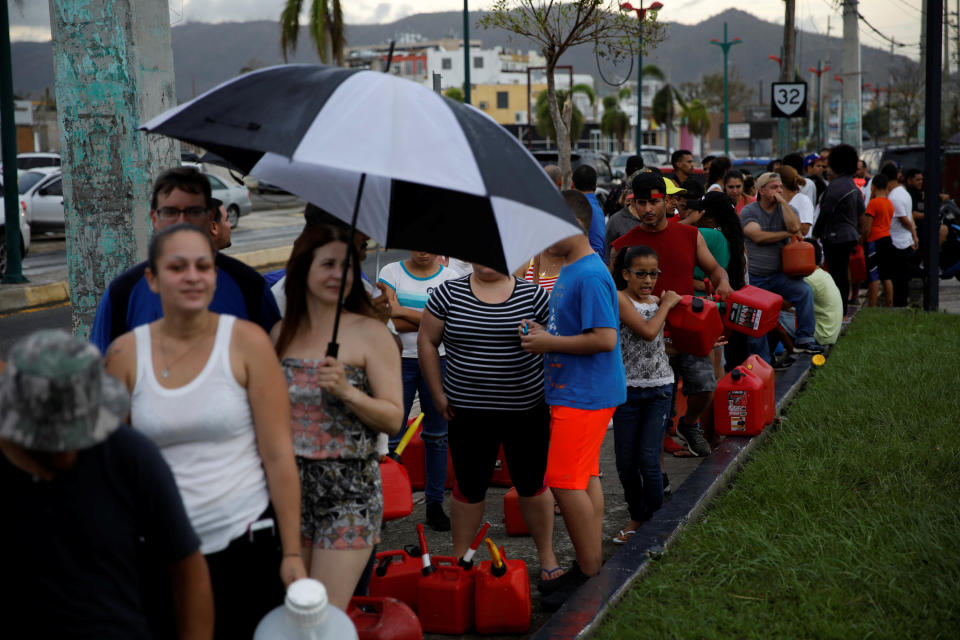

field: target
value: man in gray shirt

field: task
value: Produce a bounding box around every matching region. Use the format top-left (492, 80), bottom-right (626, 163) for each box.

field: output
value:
top-left (740, 172), bottom-right (823, 360)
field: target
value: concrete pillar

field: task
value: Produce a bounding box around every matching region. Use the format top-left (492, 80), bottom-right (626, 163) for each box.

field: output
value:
top-left (840, 0), bottom-right (862, 149)
top-left (48, 0), bottom-right (179, 337)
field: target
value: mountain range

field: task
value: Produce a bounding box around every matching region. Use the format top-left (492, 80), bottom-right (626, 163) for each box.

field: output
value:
top-left (11, 9), bottom-right (914, 103)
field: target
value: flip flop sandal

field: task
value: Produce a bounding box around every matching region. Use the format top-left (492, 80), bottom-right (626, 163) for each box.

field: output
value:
top-left (540, 566), bottom-right (565, 582)
top-left (612, 529), bottom-right (636, 544)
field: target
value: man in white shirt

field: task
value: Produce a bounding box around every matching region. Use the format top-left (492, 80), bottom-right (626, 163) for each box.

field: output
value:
top-left (882, 164), bottom-right (919, 307)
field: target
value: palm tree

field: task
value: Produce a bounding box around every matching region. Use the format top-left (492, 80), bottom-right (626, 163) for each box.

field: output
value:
top-left (280, 0), bottom-right (345, 66)
top-left (645, 64), bottom-right (686, 152)
top-left (535, 89), bottom-right (586, 144)
top-left (681, 99), bottom-right (711, 138)
top-left (601, 95), bottom-right (630, 152)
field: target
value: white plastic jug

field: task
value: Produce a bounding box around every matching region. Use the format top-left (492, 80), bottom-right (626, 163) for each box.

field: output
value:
top-left (253, 579), bottom-right (358, 640)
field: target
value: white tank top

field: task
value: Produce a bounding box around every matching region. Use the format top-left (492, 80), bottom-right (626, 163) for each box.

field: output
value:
top-left (131, 315), bottom-right (269, 554)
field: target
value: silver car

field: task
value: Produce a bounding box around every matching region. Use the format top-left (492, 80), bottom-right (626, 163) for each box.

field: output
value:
top-left (206, 172), bottom-right (252, 229)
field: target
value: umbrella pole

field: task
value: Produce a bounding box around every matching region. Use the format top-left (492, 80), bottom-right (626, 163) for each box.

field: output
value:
top-left (327, 172), bottom-right (367, 359)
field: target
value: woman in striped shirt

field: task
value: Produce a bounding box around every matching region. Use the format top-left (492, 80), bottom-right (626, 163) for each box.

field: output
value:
top-left (418, 263), bottom-right (564, 586)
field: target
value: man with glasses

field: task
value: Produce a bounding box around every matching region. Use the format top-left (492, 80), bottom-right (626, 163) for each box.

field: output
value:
top-left (610, 173), bottom-right (733, 458)
top-left (90, 167), bottom-right (280, 352)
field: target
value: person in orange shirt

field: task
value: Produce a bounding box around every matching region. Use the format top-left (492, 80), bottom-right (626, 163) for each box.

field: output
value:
top-left (861, 173), bottom-right (895, 307)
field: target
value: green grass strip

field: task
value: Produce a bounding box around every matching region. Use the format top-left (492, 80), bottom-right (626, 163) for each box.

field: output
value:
top-left (595, 309), bottom-right (960, 639)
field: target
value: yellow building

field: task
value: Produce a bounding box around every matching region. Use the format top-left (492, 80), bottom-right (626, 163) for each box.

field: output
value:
top-left (471, 83), bottom-right (547, 126)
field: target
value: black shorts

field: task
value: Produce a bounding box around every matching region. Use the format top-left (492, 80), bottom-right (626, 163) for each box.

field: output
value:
top-left (447, 402), bottom-right (550, 503)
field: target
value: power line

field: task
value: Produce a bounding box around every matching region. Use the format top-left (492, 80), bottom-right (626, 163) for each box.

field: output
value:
top-left (857, 10), bottom-right (919, 48)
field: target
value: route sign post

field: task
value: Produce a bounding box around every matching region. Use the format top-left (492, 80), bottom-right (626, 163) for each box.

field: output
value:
top-left (771, 81), bottom-right (808, 118)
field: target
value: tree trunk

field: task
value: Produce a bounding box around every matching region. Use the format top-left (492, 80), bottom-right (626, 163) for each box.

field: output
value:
top-left (545, 58), bottom-right (572, 189)
top-left (50, 0), bottom-right (180, 337)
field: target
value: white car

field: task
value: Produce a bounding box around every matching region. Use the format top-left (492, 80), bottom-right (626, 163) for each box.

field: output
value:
top-left (206, 172), bottom-right (252, 229)
top-left (0, 172), bottom-right (32, 278)
top-left (18, 167), bottom-right (63, 235)
top-left (16, 152), bottom-right (61, 170)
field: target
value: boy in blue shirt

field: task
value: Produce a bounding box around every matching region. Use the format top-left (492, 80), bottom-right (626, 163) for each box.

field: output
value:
top-left (520, 190), bottom-right (626, 611)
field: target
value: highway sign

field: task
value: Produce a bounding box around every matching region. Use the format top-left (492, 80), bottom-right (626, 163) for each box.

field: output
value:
top-left (771, 82), bottom-right (808, 118)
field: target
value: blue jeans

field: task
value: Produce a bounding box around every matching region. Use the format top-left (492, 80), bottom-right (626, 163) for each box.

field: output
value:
top-left (747, 271), bottom-right (816, 363)
top-left (391, 357), bottom-right (448, 504)
top-left (612, 384), bottom-right (673, 523)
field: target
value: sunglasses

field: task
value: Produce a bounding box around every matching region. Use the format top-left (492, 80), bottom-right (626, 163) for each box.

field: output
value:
top-left (625, 268), bottom-right (662, 279)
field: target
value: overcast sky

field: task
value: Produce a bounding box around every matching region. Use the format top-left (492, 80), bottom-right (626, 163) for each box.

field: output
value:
top-left (9, 0), bottom-right (925, 60)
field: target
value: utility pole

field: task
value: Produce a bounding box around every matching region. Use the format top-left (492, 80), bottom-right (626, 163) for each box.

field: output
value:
top-left (841, 0), bottom-right (862, 149)
top-left (1, 2), bottom-right (26, 283)
top-left (923, 0), bottom-right (942, 311)
top-left (49, 0), bottom-right (180, 337)
top-left (463, 1), bottom-right (471, 105)
top-left (709, 22), bottom-right (742, 156)
top-left (809, 62), bottom-right (831, 150)
top-left (780, 0), bottom-right (796, 153)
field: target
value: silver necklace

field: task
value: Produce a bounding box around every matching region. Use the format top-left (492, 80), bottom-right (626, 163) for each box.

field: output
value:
top-left (158, 322), bottom-right (213, 379)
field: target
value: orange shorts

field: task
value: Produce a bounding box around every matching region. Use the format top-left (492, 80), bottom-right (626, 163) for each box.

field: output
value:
top-left (544, 405), bottom-right (616, 490)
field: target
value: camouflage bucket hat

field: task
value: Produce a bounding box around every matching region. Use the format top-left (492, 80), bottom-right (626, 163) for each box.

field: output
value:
top-left (0, 330), bottom-right (129, 452)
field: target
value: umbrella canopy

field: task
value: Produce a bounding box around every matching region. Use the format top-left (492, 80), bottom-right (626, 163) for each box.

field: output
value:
top-left (141, 64), bottom-right (581, 274)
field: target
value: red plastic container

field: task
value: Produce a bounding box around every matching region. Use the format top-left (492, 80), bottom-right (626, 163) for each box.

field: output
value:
top-left (380, 457), bottom-right (413, 522)
top-left (416, 557), bottom-right (475, 634)
top-left (503, 487), bottom-right (529, 537)
top-left (849, 244), bottom-right (868, 281)
top-left (399, 431), bottom-right (456, 490)
top-left (782, 235), bottom-right (817, 277)
top-left (489, 445), bottom-right (511, 487)
top-left (721, 286), bottom-right (784, 338)
top-left (475, 556), bottom-right (531, 634)
top-left (665, 295), bottom-right (724, 357)
top-left (714, 365), bottom-right (773, 436)
top-left (370, 548), bottom-right (423, 611)
top-left (742, 354), bottom-right (775, 426)
top-left (348, 596), bottom-right (423, 640)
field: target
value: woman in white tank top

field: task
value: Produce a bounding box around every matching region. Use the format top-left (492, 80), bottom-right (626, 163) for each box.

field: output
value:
top-left (105, 224), bottom-right (306, 638)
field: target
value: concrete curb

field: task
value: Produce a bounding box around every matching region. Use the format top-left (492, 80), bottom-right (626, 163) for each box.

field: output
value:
top-left (532, 312), bottom-right (861, 639)
top-left (0, 247), bottom-right (292, 315)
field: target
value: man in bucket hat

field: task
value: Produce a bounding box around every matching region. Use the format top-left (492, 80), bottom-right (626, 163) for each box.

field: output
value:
top-left (0, 330), bottom-right (213, 638)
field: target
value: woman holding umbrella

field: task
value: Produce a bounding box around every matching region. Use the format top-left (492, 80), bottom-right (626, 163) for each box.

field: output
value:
top-left (272, 224), bottom-right (403, 610)
top-left (105, 224), bottom-right (305, 639)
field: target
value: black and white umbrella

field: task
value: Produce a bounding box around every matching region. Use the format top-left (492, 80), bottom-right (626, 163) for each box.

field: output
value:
top-left (141, 64), bottom-right (581, 276)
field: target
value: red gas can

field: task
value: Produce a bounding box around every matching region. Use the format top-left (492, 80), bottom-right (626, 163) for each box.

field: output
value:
top-left (503, 487), bottom-right (529, 537)
top-left (347, 597), bottom-right (423, 640)
top-left (721, 286), bottom-right (783, 338)
top-left (782, 235), bottom-right (817, 277)
top-left (665, 295), bottom-right (724, 357)
top-left (474, 545), bottom-right (531, 634)
top-left (489, 445), bottom-right (511, 487)
top-left (416, 557), bottom-right (475, 634)
top-left (714, 366), bottom-right (771, 436)
top-left (380, 458), bottom-right (413, 522)
top-left (849, 244), bottom-right (868, 281)
top-left (370, 548), bottom-right (423, 611)
top-left (399, 431), bottom-right (457, 490)
top-left (743, 354), bottom-right (775, 426)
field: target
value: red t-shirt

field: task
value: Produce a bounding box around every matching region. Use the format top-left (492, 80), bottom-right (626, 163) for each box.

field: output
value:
top-left (865, 196), bottom-right (894, 242)
top-left (612, 222), bottom-right (699, 296)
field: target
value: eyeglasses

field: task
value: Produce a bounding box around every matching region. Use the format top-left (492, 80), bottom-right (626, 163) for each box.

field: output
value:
top-left (625, 268), bottom-right (661, 279)
top-left (156, 206), bottom-right (211, 221)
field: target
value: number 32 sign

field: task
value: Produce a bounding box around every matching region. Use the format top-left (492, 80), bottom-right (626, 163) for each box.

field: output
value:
top-left (771, 82), bottom-right (808, 118)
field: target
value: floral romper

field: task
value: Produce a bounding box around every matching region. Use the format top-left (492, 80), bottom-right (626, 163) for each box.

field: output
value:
top-left (282, 358), bottom-right (382, 549)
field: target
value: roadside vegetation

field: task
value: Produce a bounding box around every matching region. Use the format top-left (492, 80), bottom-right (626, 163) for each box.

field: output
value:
top-left (595, 309), bottom-right (960, 639)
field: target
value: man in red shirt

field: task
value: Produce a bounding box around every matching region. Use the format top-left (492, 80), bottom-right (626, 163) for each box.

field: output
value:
top-left (611, 173), bottom-right (733, 457)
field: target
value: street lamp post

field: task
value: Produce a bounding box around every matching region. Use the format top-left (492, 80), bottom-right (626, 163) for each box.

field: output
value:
top-left (709, 22), bottom-right (742, 155)
top-left (621, 2), bottom-right (663, 154)
top-left (808, 62), bottom-right (830, 149)
top-left (769, 53), bottom-right (788, 154)
top-left (463, 1), bottom-right (471, 104)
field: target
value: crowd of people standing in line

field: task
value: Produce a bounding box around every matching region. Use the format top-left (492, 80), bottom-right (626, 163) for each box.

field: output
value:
top-left (1, 139), bottom-right (941, 636)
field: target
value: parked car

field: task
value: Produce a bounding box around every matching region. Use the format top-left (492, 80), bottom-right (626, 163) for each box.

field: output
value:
top-left (862, 145), bottom-right (960, 199)
top-left (15, 153), bottom-right (61, 170)
top-left (206, 172), bottom-right (253, 228)
top-left (0, 173), bottom-right (32, 278)
top-left (18, 167), bottom-right (65, 235)
top-left (531, 150), bottom-right (615, 191)
top-left (732, 158), bottom-right (773, 178)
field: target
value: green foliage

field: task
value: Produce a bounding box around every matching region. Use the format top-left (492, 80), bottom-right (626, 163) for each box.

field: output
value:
top-left (863, 105), bottom-right (891, 142)
top-left (535, 89), bottom-right (584, 142)
top-left (680, 66), bottom-right (753, 112)
top-left (280, 0), bottom-right (345, 65)
top-left (682, 98), bottom-right (711, 137)
top-left (602, 95), bottom-right (619, 111)
top-left (444, 87), bottom-right (465, 102)
top-left (595, 309), bottom-right (960, 639)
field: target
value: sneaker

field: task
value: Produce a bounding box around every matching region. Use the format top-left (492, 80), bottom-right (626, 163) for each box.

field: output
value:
top-left (425, 501), bottom-right (451, 532)
top-left (773, 354), bottom-right (798, 371)
top-left (677, 421), bottom-right (711, 457)
top-left (540, 565), bottom-right (591, 611)
top-left (662, 472), bottom-right (672, 495)
top-left (795, 341), bottom-right (825, 355)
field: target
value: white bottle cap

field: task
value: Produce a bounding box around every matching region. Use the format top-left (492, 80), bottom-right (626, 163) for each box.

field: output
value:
top-left (284, 578), bottom-right (329, 627)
